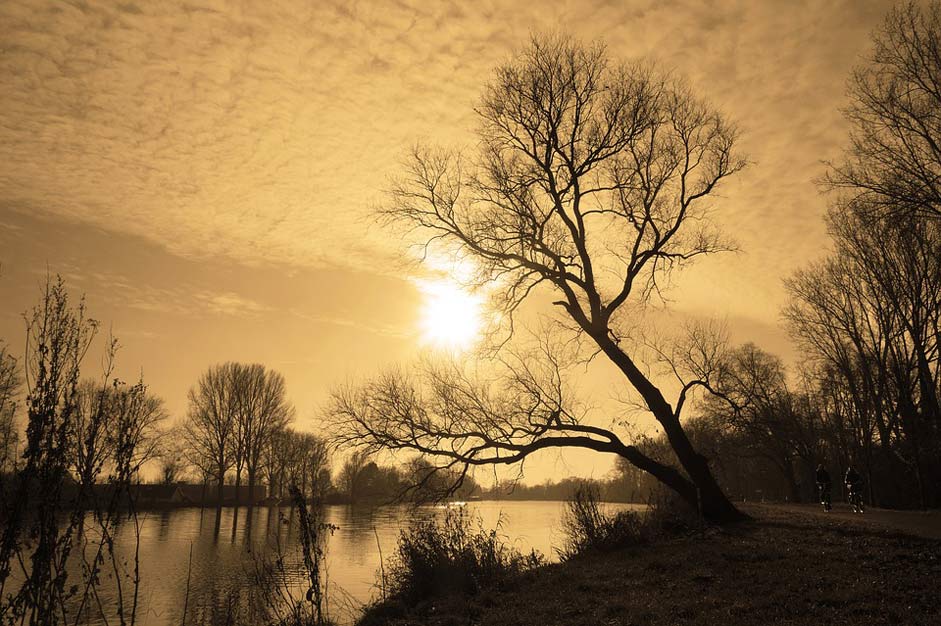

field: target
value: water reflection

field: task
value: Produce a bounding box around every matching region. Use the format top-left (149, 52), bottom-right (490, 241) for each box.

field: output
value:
top-left (57, 501), bottom-right (640, 625)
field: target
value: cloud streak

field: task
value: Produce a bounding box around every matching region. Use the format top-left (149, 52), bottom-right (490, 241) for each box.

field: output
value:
top-left (26, 266), bottom-right (271, 319)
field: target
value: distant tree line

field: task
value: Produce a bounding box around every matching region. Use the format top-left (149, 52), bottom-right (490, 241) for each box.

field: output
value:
top-left (334, 451), bottom-right (479, 504)
top-left (0, 280), bottom-right (335, 509)
top-left (180, 360), bottom-right (325, 505)
top-left (613, 335), bottom-right (938, 509)
top-left (0, 279), bottom-right (169, 494)
top-left (481, 476), bottom-right (639, 503)
top-left (613, 3), bottom-right (941, 510)
top-left (0, 281), bottom-right (482, 509)
top-left (783, 1), bottom-right (941, 509)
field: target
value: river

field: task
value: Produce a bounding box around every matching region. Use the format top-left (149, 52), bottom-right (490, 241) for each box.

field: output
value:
top-left (31, 500), bottom-right (641, 625)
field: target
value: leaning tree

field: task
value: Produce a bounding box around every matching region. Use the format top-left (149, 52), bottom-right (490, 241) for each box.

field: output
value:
top-left (332, 36), bottom-right (747, 522)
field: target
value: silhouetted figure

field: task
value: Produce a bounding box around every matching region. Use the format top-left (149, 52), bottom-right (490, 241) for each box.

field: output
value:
top-left (844, 466), bottom-right (864, 513)
top-left (815, 464), bottom-right (832, 512)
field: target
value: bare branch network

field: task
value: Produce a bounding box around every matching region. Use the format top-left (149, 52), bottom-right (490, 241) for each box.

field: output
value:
top-left (333, 35), bottom-right (748, 522)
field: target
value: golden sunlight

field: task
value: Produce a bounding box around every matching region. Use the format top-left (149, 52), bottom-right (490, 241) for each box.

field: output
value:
top-left (417, 279), bottom-right (484, 350)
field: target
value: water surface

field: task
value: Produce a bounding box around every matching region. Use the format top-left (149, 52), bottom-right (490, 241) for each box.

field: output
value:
top-left (54, 500), bottom-right (641, 625)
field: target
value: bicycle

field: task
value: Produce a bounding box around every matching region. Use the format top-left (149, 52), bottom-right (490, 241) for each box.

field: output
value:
top-left (846, 482), bottom-right (865, 513)
top-left (817, 481), bottom-right (832, 512)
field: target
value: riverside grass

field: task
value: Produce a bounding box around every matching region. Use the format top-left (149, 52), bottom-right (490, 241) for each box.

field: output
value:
top-left (355, 505), bottom-right (940, 626)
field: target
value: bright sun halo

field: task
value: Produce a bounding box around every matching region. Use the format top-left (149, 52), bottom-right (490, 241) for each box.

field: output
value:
top-left (418, 279), bottom-right (484, 350)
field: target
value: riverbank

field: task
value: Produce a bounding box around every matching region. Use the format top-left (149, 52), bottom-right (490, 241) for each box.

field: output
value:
top-left (357, 504), bottom-right (941, 625)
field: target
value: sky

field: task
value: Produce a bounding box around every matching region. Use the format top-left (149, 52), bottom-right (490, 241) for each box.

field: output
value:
top-left (0, 0), bottom-right (897, 481)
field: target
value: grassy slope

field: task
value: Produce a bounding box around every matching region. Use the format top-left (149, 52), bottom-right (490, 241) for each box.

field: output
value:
top-left (358, 505), bottom-right (941, 626)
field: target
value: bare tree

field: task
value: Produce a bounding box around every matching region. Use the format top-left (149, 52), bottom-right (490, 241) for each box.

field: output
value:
top-left (264, 426), bottom-right (291, 500)
top-left (110, 378), bottom-right (167, 479)
top-left (0, 342), bottom-right (20, 474)
top-left (0, 278), bottom-right (97, 624)
top-left (158, 455), bottom-right (183, 485)
top-left (0, 276), bottom-right (151, 626)
top-left (232, 364), bottom-right (293, 504)
top-left (335, 449), bottom-right (371, 503)
top-left (807, 1), bottom-right (941, 507)
top-left (785, 205), bottom-right (941, 508)
top-left (184, 363), bottom-right (238, 506)
top-left (701, 343), bottom-right (820, 502)
top-left (156, 428), bottom-right (188, 485)
top-left (72, 376), bottom-right (117, 495)
top-left (332, 35), bottom-right (746, 522)
top-left (72, 372), bottom-right (166, 487)
top-left (291, 431), bottom-right (330, 501)
top-left (827, 1), bottom-right (941, 219)
top-left (229, 402), bottom-right (246, 504)
top-left (268, 429), bottom-right (331, 501)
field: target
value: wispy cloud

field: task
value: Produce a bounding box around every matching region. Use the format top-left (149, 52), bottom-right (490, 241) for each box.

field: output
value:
top-left (195, 290), bottom-right (272, 317)
top-left (288, 307), bottom-right (410, 339)
top-left (26, 266), bottom-right (272, 319)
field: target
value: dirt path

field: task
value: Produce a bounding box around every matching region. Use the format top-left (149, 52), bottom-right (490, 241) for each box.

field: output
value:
top-left (750, 502), bottom-right (941, 540)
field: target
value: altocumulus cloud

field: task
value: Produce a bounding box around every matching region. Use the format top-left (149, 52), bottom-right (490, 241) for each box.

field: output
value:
top-left (0, 0), bottom-right (893, 325)
top-left (0, 0), bottom-right (504, 270)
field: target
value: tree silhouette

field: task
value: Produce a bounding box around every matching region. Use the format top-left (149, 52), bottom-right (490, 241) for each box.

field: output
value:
top-left (827, 1), bottom-right (941, 220)
top-left (332, 35), bottom-right (747, 522)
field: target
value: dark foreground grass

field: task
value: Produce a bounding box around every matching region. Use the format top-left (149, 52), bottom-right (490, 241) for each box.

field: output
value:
top-left (357, 505), bottom-right (941, 626)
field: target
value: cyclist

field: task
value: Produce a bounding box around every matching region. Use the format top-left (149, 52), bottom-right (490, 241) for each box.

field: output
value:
top-left (844, 466), bottom-right (864, 513)
top-left (815, 464), bottom-right (832, 512)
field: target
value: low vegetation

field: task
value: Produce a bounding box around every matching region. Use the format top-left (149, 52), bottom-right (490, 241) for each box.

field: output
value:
top-left (356, 505), bottom-right (940, 626)
top-left (558, 484), bottom-right (700, 560)
top-left (359, 508), bottom-right (544, 625)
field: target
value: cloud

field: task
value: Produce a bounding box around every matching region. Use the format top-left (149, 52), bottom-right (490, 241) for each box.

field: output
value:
top-left (0, 0), bottom-right (896, 328)
top-left (196, 290), bottom-right (271, 317)
top-left (24, 266), bottom-right (272, 319)
top-left (288, 307), bottom-right (410, 339)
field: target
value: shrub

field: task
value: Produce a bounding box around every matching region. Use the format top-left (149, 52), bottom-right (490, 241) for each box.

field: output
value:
top-left (382, 507), bottom-right (543, 606)
top-left (558, 483), bottom-right (646, 560)
top-left (558, 483), bottom-right (704, 561)
top-left (643, 486), bottom-right (703, 535)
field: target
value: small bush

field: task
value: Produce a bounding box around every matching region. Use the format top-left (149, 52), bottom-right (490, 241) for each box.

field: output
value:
top-left (642, 488), bottom-right (703, 535)
top-left (559, 483), bottom-right (703, 561)
top-left (382, 507), bottom-right (543, 606)
top-left (559, 483), bottom-right (646, 560)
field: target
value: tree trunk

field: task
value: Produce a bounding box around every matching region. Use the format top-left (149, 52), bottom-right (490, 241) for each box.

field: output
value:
top-left (616, 444), bottom-right (697, 505)
top-left (597, 335), bottom-right (746, 523)
top-left (216, 470), bottom-right (225, 508)
top-left (247, 468), bottom-right (255, 505)
top-left (234, 467), bottom-right (242, 506)
top-left (782, 459), bottom-right (801, 503)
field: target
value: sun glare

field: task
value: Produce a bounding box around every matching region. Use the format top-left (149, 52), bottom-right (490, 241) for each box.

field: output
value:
top-left (418, 279), bottom-right (484, 351)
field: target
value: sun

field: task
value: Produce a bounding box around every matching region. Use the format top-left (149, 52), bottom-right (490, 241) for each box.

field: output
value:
top-left (418, 279), bottom-right (484, 350)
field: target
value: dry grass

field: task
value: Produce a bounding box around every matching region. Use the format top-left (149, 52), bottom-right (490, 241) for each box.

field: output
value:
top-left (355, 505), bottom-right (941, 626)
top-left (357, 508), bottom-right (544, 626)
top-left (558, 484), bottom-right (700, 560)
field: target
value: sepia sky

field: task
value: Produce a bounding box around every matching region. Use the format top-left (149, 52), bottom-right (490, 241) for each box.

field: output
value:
top-left (0, 0), bottom-right (896, 480)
